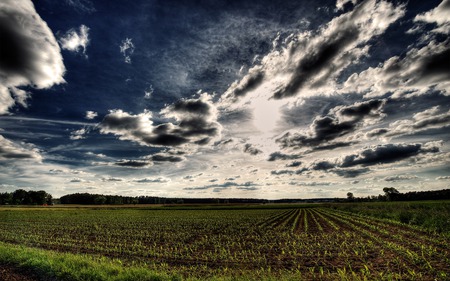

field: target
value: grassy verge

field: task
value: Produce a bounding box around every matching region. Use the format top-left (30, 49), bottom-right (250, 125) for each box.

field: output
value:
top-left (0, 241), bottom-right (181, 281)
top-left (0, 242), bottom-right (305, 281)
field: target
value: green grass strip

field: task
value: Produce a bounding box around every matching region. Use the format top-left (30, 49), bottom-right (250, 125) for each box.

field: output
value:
top-left (0, 242), bottom-right (306, 281)
top-left (0, 241), bottom-right (180, 281)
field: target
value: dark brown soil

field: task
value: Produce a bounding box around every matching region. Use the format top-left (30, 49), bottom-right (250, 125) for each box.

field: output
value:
top-left (0, 264), bottom-right (40, 281)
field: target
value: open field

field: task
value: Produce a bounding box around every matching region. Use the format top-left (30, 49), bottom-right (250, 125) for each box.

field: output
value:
top-left (0, 202), bottom-right (449, 280)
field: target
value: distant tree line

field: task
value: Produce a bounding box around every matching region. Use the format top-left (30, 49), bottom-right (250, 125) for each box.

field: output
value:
top-left (39, 189), bottom-right (450, 205)
top-left (0, 189), bottom-right (52, 205)
top-left (384, 188), bottom-right (450, 201)
top-left (59, 193), bottom-right (271, 205)
top-left (347, 188), bottom-right (450, 202)
top-left (2, 188), bottom-right (450, 206)
top-left (60, 193), bottom-right (139, 205)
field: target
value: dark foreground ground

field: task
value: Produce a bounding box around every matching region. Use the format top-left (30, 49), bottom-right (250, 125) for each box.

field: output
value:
top-left (0, 264), bottom-right (40, 281)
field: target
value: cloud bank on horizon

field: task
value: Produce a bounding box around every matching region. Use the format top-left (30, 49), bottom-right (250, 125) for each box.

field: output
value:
top-left (0, 0), bottom-right (449, 199)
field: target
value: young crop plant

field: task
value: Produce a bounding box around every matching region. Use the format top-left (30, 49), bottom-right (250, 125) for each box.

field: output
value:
top-left (309, 209), bottom-right (323, 232)
top-left (303, 208), bottom-right (309, 233)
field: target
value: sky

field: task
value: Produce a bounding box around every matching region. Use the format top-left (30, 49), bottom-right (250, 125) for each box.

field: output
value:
top-left (0, 0), bottom-right (449, 199)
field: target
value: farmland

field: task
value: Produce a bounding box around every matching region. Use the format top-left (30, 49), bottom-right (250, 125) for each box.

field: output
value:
top-left (0, 202), bottom-right (449, 280)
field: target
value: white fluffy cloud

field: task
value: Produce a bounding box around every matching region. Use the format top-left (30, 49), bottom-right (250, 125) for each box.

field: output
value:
top-left (70, 128), bottom-right (88, 140)
top-left (120, 38), bottom-right (135, 64)
top-left (0, 0), bottom-right (65, 114)
top-left (85, 111), bottom-right (98, 120)
top-left (335, 0), bottom-right (358, 11)
top-left (59, 25), bottom-right (90, 56)
top-left (414, 0), bottom-right (450, 34)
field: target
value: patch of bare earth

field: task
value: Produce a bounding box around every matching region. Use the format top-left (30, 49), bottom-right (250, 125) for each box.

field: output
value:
top-left (0, 264), bottom-right (39, 281)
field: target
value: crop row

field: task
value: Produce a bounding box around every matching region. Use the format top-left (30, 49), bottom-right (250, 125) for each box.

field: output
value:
top-left (0, 207), bottom-right (448, 280)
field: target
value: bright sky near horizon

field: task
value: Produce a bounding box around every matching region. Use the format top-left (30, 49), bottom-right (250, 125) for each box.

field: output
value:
top-left (0, 0), bottom-right (449, 199)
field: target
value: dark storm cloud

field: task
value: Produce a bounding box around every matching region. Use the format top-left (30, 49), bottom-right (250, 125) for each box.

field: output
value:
top-left (69, 178), bottom-right (84, 183)
top-left (0, 147), bottom-right (38, 160)
top-left (184, 181), bottom-right (259, 191)
top-left (184, 182), bottom-right (234, 191)
top-left (101, 177), bottom-right (123, 182)
top-left (296, 142), bottom-right (441, 177)
top-left (308, 141), bottom-right (354, 152)
top-left (273, 27), bottom-right (359, 99)
top-left (389, 107), bottom-right (450, 136)
top-left (232, 71), bottom-right (265, 98)
top-left (386, 41), bottom-right (450, 91)
top-left (0, 16), bottom-right (31, 74)
top-left (243, 143), bottom-right (263, 155)
top-left (222, 67), bottom-right (265, 102)
top-left (277, 99), bottom-right (385, 148)
top-left (149, 153), bottom-right (185, 163)
top-left (164, 96), bottom-right (221, 141)
top-left (286, 161), bottom-right (302, 167)
top-left (0, 0), bottom-right (65, 114)
top-left (236, 186), bottom-right (259, 191)
top-left (0, 135), bottom-right (41, 161)
top-left (133, 177), bottom-right (170, 183)
top-left (335, 99), bottom-right (386, 118)
top-left (332, 168), bottom-right (370, 178)
top-left (365, 128), bottom-right (388, 138)
top-left (384, 174), bottom-right (418, 182)
top-left (220, 139), bottom-right (234, 145)
top-left (171, 99), bottom-right (211, 115)
top-left (213, 138), bottom-right (235, 149)
top-left (339, 143), bottom-right (439, 167)
top-left (364, 106), bottom-right (450, 139)
top-left (99, 110), bottom-right (189, 146)
top-left (183, 173), bottom-right (203, 180)
top-left (267, 152), bottom-right (301, 161)
top-left (145, 133), bottom-right (189, 147)
top-left (271, 170), bottom-right (295, 175)
top-left (309, 161), bottom-right (335, 171)
top-left (114, 159), bottom-right (152, 168)
top-left (416, 47), bottom-right (450, 82)
top-left (289, 181), bottom-right (333, 187)
top-left (344, 39), bottom-right (450, 97)
top-left (176, 118), bottom-right (218, 138)
top-left (99, 95), bottom-right (221, 149)
top-left (412, 109), bottom-right (450, 129)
